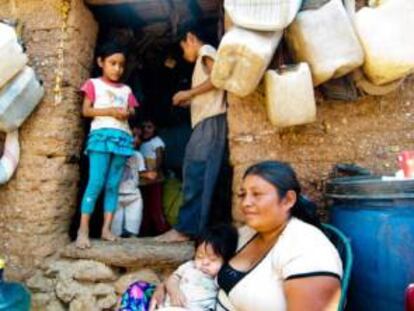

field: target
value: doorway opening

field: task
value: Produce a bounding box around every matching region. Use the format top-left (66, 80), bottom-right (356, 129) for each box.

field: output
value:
top-left (70, 0), bottom-right (232, 239)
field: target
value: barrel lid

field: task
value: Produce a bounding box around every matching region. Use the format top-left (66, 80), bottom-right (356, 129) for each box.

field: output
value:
top-left (325, 176), bottom-right (414, 199)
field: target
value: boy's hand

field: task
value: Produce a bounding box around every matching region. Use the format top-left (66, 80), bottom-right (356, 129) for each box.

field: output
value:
top-left (173, 90), bottom-right (192, 107)
top-left (168, 287), bottom-right (187, 307)
top-left (149, 283), bottom-right (166, 311)
top-left (146, 171), bottom-right (158, 180)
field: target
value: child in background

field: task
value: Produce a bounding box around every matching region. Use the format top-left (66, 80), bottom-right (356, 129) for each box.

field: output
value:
top-left (111, 128), bottom-right (157, 237)
top-left (140, 119), bottom-right (165, 173)
top-left (76, 42), bottom-right (139, 249)
top-left (118, 224), bottom-right (239, 311)
top-left (139, 119), bottom-right (170, 235)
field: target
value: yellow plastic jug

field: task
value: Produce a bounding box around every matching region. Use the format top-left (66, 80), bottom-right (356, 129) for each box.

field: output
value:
top-left (355, 0), bottom-right (414, 85)
top-left (286, 0), bottom-right (364, 86)
top-left (265, 63), bottom-right (316, 128)
top-left (212, 27), bottom-right (282, 97)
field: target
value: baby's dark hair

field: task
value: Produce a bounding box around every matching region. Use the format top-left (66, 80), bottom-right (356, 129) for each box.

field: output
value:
top-left (196, 224), bottom-right (238, 262)
top-left (96, 41), bottom-right (127, 60)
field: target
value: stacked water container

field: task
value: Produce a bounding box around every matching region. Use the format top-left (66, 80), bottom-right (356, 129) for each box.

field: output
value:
top-left (0, 21), bottom-right (44, 184)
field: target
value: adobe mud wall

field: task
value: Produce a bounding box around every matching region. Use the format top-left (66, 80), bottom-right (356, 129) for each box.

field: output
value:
top-left (0, 0), bottom-right (97, 280)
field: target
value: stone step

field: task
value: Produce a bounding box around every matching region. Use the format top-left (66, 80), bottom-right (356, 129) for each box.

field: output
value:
top-left (61, 237), bottom-right (194, 270)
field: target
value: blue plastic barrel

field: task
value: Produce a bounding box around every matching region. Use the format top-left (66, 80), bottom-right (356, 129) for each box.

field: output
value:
top-left (326, 177), bottom-right (414, 311)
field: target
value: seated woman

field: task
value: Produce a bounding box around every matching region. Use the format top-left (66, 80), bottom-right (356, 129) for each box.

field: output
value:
top-left (216, 161), bottom-right (343, 311)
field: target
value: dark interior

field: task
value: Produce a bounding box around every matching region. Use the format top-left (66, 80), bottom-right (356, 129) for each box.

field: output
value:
top-left (70, 0), bottom-right (232, 239)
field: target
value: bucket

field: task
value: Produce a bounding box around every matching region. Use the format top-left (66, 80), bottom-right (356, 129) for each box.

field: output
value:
top-left (326, 176), bottom-right (414, 311)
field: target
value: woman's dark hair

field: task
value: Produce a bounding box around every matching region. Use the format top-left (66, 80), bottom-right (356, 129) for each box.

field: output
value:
top-left (243, 161), bottom-right (321, 229)
top-left (196, 224), bottom-right (238, 262)
top-left (96, 41), bottom-right (128, 60)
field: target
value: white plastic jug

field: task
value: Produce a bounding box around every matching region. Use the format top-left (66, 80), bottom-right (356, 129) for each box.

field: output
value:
top-left (0, 66), bottom-right (44, 132)
top-left (0, 130), bottom-right (19, 185)
top-left (285, 0), bottom-right (364, 86)
top-left (0, 23), bottom-right (28, 88)
top-left (265, 63), bottom-right (316, 128)
top-left (212, 28), bottom-right (282, 97)
top-left (355, 0), bottom-right (414, 85)
top-left (224, 0), bottom-right (302, 31)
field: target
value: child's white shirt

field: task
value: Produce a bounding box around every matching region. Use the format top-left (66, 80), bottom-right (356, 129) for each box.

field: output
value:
top-left (81, 78), bottom-right (138, 134)
top-left (164, 260), bottom-right (218, 311)
top-left (140, 136), bottom-right (165, 160)
top-left (119, 151), bottom-right (146, 195)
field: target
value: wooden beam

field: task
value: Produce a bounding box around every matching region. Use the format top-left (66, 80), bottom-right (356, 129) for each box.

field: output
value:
top-left (85, 0), bottom-right (150, 6)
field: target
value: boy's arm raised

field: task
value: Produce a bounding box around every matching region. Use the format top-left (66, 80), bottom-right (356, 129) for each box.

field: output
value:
top-left (173, 56), bottom-right (217, 106)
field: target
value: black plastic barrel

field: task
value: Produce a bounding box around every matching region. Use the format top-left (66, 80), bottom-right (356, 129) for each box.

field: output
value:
top-left (326, 176), bottom-right (414, 311)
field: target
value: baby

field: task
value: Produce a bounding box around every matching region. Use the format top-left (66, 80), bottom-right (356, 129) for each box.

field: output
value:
top-left (150, 224), bottom-right (238, 311)
top-left (118, 224), bottom-right (238, 311)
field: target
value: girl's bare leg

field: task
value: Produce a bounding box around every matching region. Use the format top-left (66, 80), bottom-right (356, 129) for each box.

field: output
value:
top-left (102, 212), bottom-right (118, 241)
top-left (76, 214), bottom-right (91, 249)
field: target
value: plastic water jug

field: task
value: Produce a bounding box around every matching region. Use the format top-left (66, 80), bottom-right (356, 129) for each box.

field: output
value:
top-left (224, 0), bottom-right (302, 31)
top-left (0, 130), bottom-right (19, 185)
top-left (264, 63), bottom-right (316, 127)
top-left (212, 27), bottom-right (282, 97)
top-left (0, 23), bottom-right (28, 88)
top-left (0, 66), bottom-right (44, 132)
top-left (285, 0), bottom-right (364, 86)
top-left (0, 259), bottom-right (31, 311)
top-left (355, 0), bottom-right (414, 85)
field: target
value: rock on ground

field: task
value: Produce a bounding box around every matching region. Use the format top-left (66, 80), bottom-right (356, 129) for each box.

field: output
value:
top-left (61, 238), bottom-right (194, 269)
top-left (72, 259), bottom-right (118, 282)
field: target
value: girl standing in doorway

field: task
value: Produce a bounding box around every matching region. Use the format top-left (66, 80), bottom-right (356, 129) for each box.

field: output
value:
top-left (76, 42), bottom-right (139, 249)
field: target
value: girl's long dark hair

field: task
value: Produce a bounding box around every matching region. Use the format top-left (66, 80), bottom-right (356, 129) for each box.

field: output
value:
top-left (243, 161), bottom-right (321, 229)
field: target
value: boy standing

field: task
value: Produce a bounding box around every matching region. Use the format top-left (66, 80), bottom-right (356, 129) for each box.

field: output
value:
top-left (157, 28), bottom-right (227, 242)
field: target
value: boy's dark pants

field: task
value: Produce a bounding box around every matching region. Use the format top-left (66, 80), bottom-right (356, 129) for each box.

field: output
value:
top-left (174, 113), bottom-right (227, 237)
